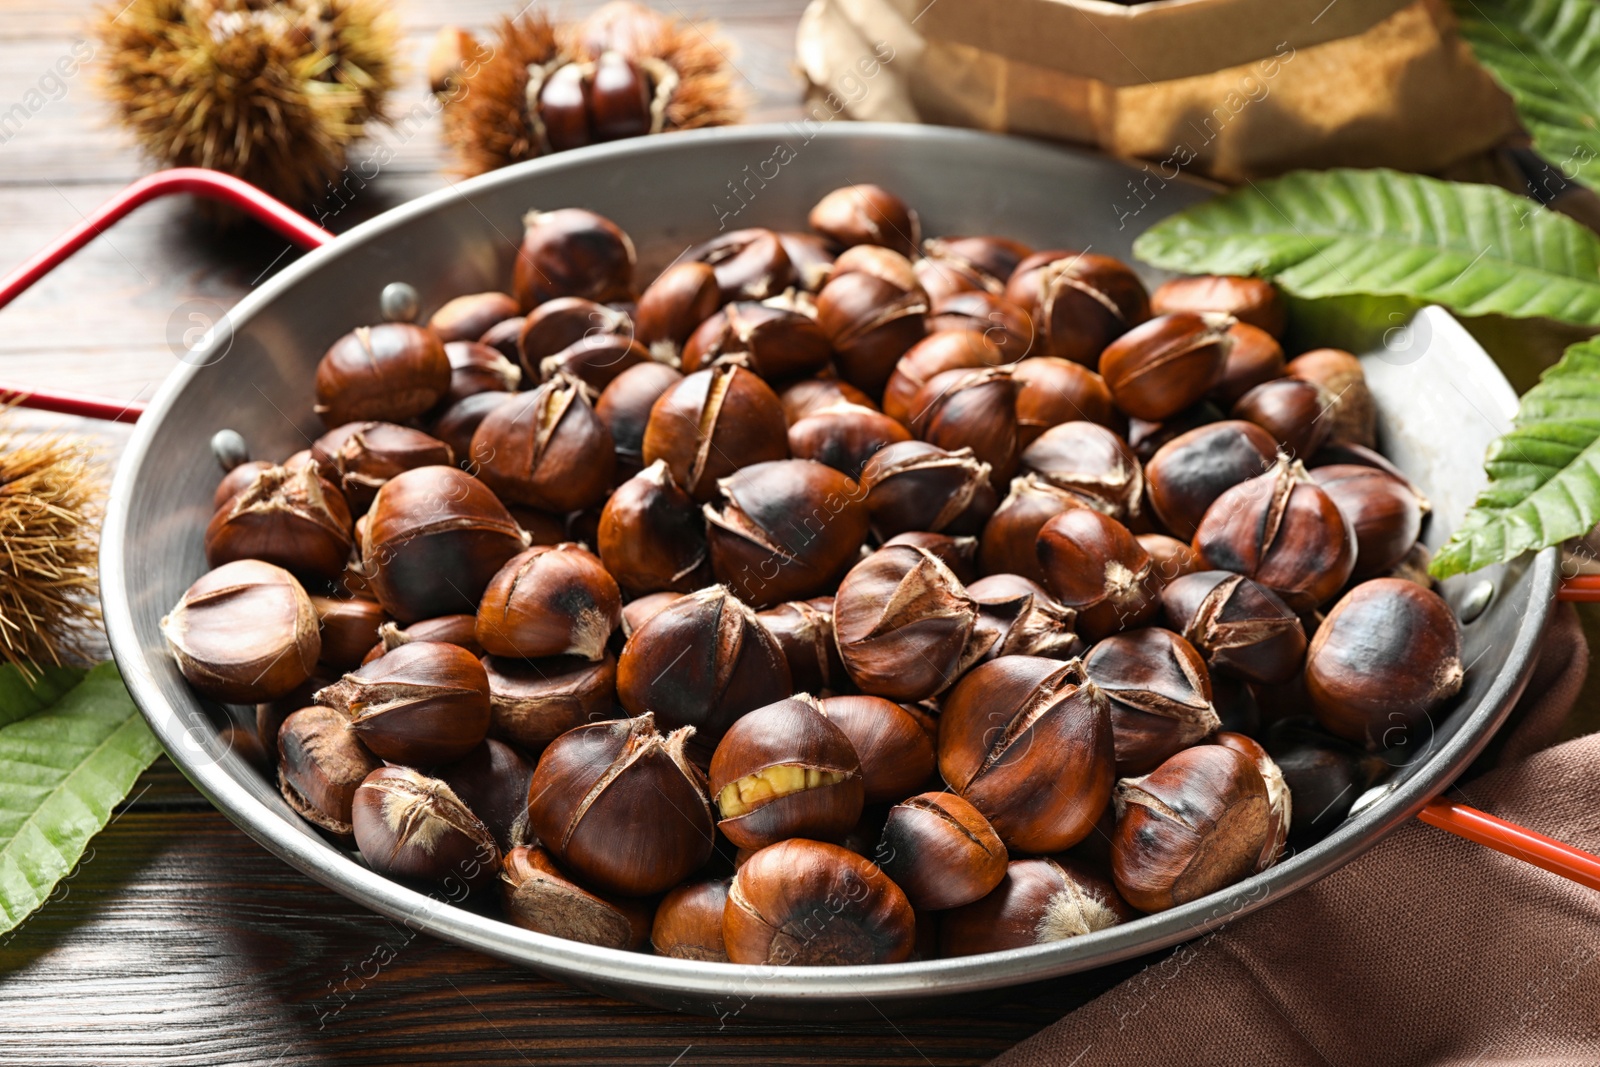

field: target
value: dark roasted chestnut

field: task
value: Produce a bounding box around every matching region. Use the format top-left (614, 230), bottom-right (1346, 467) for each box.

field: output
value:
top-left (471, 373), bottom-right (615, 513)
top-left (512, 208), bottom-right (636, 310)
top-left (1160, 570), bottom-right (1306, 685)
top-left (1003, 251), bottom-right (1149, 366)
top-left (641, 364), bottom-right (789, 502)
top-left (476, 543), bottom-right (621, 660)
top-left (860, 441), bottom-right (997, 539)
top-left (877, 791), bottom-right (1006, 912)
top-left (1144, 420), bottom-right (1279, 541)
top-left (1083, 627), bottom-right (1219, 775)
top-left (1099, 312), bottom-right (1232, 423)
top-left (314, 323), bottom-right (451, 428)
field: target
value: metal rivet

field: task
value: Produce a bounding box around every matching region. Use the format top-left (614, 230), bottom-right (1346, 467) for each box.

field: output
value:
top-left (1458, 578), bottom-right (1494, 624)
top-left (210, 429), bottom-right (249, 473)
top-left (380, 282), bottom-right (421, 324)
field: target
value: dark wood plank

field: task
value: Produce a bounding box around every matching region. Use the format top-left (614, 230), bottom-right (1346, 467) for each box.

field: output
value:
top-left (0, 802), bottom-right (1117, 1066)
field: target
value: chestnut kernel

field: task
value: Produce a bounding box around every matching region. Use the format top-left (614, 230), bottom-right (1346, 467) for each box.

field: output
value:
top-left (724, 839), bottom-right (916, 965)
top-left (876, 792), bottom-right (1006, 912)
top-left (528, 712), bottom-right (714, 895)
top-left (352, 766), bottom-right (500, 889)
top-left (1082, 627), bottom-right (1220, 776)
top-left (476, 543), bottom-right (621, 660)
top-left (162, 559), bottom-right (321, 704)
top-left (316, 641), bottom-right (492, 765)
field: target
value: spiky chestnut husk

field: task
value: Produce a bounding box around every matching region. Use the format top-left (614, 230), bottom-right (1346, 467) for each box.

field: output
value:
top-left (440, 3), bottom-right (741, 177)
top-left (93, 0), bottom-right (400, 208)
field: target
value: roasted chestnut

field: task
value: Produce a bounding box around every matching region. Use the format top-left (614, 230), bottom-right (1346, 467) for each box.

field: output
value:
top-left (1111, 743), bottom-right (1270, 912)
top-left (1083, 627), bottom-right (1220, 775)
top-left (816, 269), bottom-right (929, 396)
top-left (860, 441), bottom-right (997, 540)
top-left (1286, 348), bottom-right (1375, 448)
top-left (359, 465), bottom-right (528, 623)
top-left (651, 878), bottom-right (731, 961)
top-left (808, 184), bottom-right (920, 257)
top-left (641, 364), bottom-right (789, 502)
top-left (162, 559), bottom-right (321, 703)
top-left (1192, 456), bottom-right (1356, 612)
top-left (684, 228), bottom-right (796, 303)
top-left (1160, 570), bottom-right (1306, 685)
top-left (1305, 578), bottom-right (1464, 748)
top-left (365, 613), bottom-right (483, 663)
top-left (597, 460), bottom-right (709, 594)
top-left (528, 712), bottom-right (714, 895)
top-left (309, 594), bottom-right (388, 671)
top-left (277, 704), bottom-right (382, 838)
top-left (776, 231), bottom-right (837, 292)
top-left (1036, 509), bottom-right (1160, 640)
top-left (314, 323), bottom-right (451, 428)
top-left (500, 845), bottom-right (653, 949)
top-left (886, 531), bottom-right (980, 584)
top-left (938, 656), bottom-right (1114, 853)
top-left (1232, 377), bottom-right (1333, 460)
top-left (1150, 275), bottom-right (1285, 337)
top-left (512, 208), bottom-right (636, 310)
top-left (634, 261), bottom-right (721, 358)
top-left (967, 572), bottom-right (1082, 662)
top-left (757, 599), bottom-right (843, 695)
top-left (978, 475), bottom-right (1085, 583)
top-left (1264, 718), bottom-right (1387, 845)
top-left (481, 653), bottom-right (617, 752)
top-left (1019, 420), bottom-right (1144, 521)
top-left (708, 695), bottom-right (864, 849)
top-left (909, 365), bottom-right (1019, 487)
top-left (833, 542), bottom-right (989, 702)
top-left (538, 333), bottom-right (650, 393)
top-left (204, 462), bottom-right (353, 583)
top-left (437, 737), bottom-right (536, 852)
top-left (212, 459), bottom-right (273, 511)
top-left (916, 235), bottom-right (1031, 303)
top-left (881, 330), bottom-right (1003, 425)
top-left (1013, 358), bottom-right (1118, 444)
top-left (1209, 321), bottom-right (1285, 408)
top-left (1099, 312), bottom-right (1232, 423)
top-left (430, 391), bottom-right (512, 464)
top-left (429, 291), bottom-right (521, 344)
top-left (1144, 420), bottom-right (1278, 541)
top-left (311, 421), bottom-right (455, 513)
top-left (316, 640), bottom-right (492, 765)
top-left (704, 459), bottom-right (869, 608)
top-left (471, 373), bottom-right (615, 513)
top-left (615, 584), bottom-right (792, 747)
top-left (940, 857), bottom-right (1131, 956)
top-left (724, 838), bottom-right (916, 965)
top-left (478, 316), bottom-right (526, 363)
top-left (925, 290), bottom-right (1036, 363)
top-left (683, 302), bottom-right (832, 381)
top-left (876, 791), bottom-right (1006, 912)
top-left (780, 377), bottom-right (876, 424)
top-left (594, 360), bottom-right (684, 481)
top-left (476, 543), bottom-right (621, 660)
top-left (1212, 731), bottom-right (1290, 872)
top-left (1310, 464), bottom-right (1427, 579)
top-left (517, 296), bottom-right (631, 365)
top-left (352, 766), bottom-right (500, 889)
top-left (1003, 251), bottom-right (1149, 366)
top-left (1139, 533), bottom-right (1203, 586)
top-left (818, 694), bottom-right (937, 803)
top-left (786, 402), bottom-right (912, 477)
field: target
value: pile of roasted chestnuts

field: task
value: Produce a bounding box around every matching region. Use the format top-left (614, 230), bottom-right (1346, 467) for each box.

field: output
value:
top-left (163, 184), bottom-right (1467, 966)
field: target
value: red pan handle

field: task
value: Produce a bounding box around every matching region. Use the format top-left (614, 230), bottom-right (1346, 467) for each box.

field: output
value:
top-left (4, 167), bottom-right (1597, 895)
top-left (0, 167), bottom-right (334, 423)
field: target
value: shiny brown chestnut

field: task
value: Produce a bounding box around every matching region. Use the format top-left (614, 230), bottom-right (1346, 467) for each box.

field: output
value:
top-left (651, 878), bottom-right (731, 961)
top-left (1305, 578), bottom-right (1464, 748)
top-left (779, 377), bottom-right (876, 424)
top-left (881, 329), bottom-right (1003, 425)
top-left (204, 462), bottom-right (354, 583)
top-left (1099, 312), bottom-right (1232, 423)
top-left (212, 459), bottom-right (274, 511)
top-left (429, 391), bottom-right (512, 465)
top-left (471, 373), bottom-right (615, 513)
top-left (1020, 420), bottom-right (1144, 522)
top-left (704, 459), bottom-right (869, 608)
top-left (815, 268), bottom-right (929, 397)
top-left (512, 208), bottom-right (635, 310)
top-left (277, 705), bottom-right (383, 838)
top-left (1160, 570), bottom-right (1306, 685)
top-left (615, 584), bottom-right (792, 747)
top-left (536, 61), bottom-right (591, 152)
top-left (429, 291), bottom-right (521, 344)
top-left (909, 365), bottom-right (1019, 487)
top-left (1013, 358), bottom-right (1118, 444)
top-left (916, 235), bottom-right (1031, 303)
top-left (818, 694), bottom-right (937, 804)
top-left (311, 421), bottom-right (455, 513)
top-left (876, 791), bottom-right (1006, 913)
top-left (364, 613), bottom-right (483, 664)
top-left (477, 316), bottom-right (526, 363)
top-left (724, 838), bottom-right (916, 965)
top-left (682, 301), bottom-right (832, 381)
top-left (1213, 731), bottom-right (1291, 872)
top-left (517, 296), bottom-right (632, 366)
top-left (1036, 509), bottom-right (1160, 641)
top-left (941, 857), bottom-right (1133, 956)
top-left (1209, 322), bottom-right (1285, 408)
top-left (925, 290), bottom-right (1036, 363)
top-left (588, 50), bottom-right (652, 141)
top-left (860, 441), bottom-right (997, 539)
top-left (1144, 420), bottom-right (1279, 541)
top-left (828, 244), bottom-right (923, 292)
top-left (757, 599), bottom-right (843, 696)
top-left (808, 184), bottom-right (920, 257)
top-left (978, 475), bottom-right (1086, 583)
top-left (786, 402), bottom-right (912, 478)
top-left (597, 460), bottom-right (709, 595)
top-left (538, 333), bottom-right (649, 394)
top-left (684, 228), bottom-right (796, 303)
top-left (1192, 456), bottom-right (1356, 612)
top-left (641, 364), bottom-right (789, 502)
top-left (633, 261), bottom-right (721, 359)
top-left (1150, 275), bottom-right (1286, 337)
top-left (1232, 377), bottom-right (1333, 460)
top-left (316, 641), bottom-right (492, 765)
top-left (1286, 348), bottom-right (1375, 448)
top-left (1139, 533), bottom-right (1204, 586)
top-left (352, 766), bottom-right (500, 889)
top-left (162, 559), bottom-right (321, 703)
top-left (482, 652), bottom-right (617, 753)
top-left (938, 656), bottom-right (1114, 853)
top-left (967, 572), bottom-right (1082, 662)
top-left (1310, 464), bottom-right (1427, 579)
top-left (1083, 627), bottom-right (1220, 776)
top-left (437, 737), bottom-right (537, 852)
top-left (709, 695), bottom-right (865, 849)
top-left (314, 323), bottom-right (451, 428)
top-left (360, 465), bottom-right (528, 622)
top-left (309, 595), bottom-right (388, 672)
top-left (833, 543), bottom-right (990, 702)
top-left (776, 231), bottom-right (837, 292)
top-left (476, 543), bottom-right (621, 660)
top-left (438, 340), bottom-right (522, 407)
top-left (594, 361), bottom-right (684, 481)
top-left (1110, 743), bottom-right (1270, 912)
top-left (500, 845), bottom-right (653, 949)
top-left (1003, 251), bottom-right (1150, 366)
top-left (529, 712), bottom-right (714, 895)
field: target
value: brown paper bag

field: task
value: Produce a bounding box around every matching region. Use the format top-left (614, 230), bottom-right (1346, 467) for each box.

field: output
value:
top-left (796, 0), bottom-right (1521, 184)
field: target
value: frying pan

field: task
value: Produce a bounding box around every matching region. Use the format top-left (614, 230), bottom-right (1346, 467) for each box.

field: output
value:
top-left (2, 125), bottom-right (1591, 1019)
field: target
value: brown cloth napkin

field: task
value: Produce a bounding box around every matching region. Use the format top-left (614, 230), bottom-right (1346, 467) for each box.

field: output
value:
top-left (993, 604), bottom-right (1597, 1067)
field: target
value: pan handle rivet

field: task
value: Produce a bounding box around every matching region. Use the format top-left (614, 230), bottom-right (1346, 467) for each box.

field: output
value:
top-left (380, 282), bottom-right (421, 324)
top-left (1458, 579), bottom-right (1493, 624)
top-left (210, 429), bottom-right (249, 472)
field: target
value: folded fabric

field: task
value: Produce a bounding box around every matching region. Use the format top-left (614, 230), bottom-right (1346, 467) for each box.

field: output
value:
top-left (992, 605), bottom-right (1597, 1067)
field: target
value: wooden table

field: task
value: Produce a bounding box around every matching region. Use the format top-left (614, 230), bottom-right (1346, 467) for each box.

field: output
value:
top-left (0, 2), bottom-right (1112, 1061)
